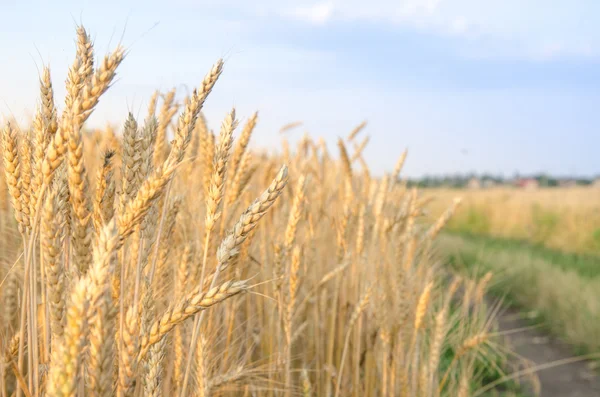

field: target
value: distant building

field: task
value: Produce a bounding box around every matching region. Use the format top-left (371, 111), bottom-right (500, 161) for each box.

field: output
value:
top-left (515, 178), bottom-right (539, 189)
top-left (558, 179), bottom-right (577, 188)
top-left (482, 179), bottom-right (497, 188)
top-left (467, 177), bottom-right (481, 189)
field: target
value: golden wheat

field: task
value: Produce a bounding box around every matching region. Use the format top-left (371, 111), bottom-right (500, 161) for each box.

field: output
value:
top-left (0, 25), bottom-right (520, 397)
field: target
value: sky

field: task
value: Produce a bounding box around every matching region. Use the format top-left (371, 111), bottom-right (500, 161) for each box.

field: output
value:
top-left (0, 0), bottom-right (599, 177)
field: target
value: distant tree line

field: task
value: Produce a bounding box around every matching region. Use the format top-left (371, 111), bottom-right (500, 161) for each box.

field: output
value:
top-left (404, 173), bottom-right (599, 188)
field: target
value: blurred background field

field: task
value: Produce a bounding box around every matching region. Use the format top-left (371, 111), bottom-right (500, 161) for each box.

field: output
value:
top-left (421, 185), bottom-right (600, 357)
top-left (426, 186), bottom-right (600, 255)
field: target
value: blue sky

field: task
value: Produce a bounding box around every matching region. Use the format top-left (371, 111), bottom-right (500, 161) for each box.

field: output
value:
top-left (1, 0), bottom-right (599, 177)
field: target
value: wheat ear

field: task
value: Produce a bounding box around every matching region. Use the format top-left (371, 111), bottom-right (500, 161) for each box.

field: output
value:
top-left (46, 277), bottom-right (90, 397)
top-left (139, 280), bottom-right (247, 359)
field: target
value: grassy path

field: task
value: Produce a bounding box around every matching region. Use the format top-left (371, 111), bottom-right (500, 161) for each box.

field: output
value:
top-left (436, 233), bottom-right (600, 395)
top-left (436, 233), bottom-right (600, 354)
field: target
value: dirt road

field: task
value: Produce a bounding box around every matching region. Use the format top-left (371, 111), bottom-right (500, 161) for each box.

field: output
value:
top-left (497, 307), bottom-right (600, 396)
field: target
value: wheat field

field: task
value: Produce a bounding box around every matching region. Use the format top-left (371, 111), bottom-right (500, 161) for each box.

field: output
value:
top-left (0, 26), bottom-right (517, 397)
top-left (425, 187), bottom-right (600, 255)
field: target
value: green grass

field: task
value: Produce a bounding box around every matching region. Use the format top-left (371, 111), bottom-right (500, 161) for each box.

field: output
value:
top-left (436, 232), bottom-right (600, 356)
top-left (444, 231), bottom-right (600, 278)
top-left (436, 299), bottom-right (533, 396)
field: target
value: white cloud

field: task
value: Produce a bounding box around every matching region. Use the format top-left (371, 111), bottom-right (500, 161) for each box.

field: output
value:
top-left (279, 1), bottom-right (481, 40)
top-left (534, 41), bottom-right (595, 60)
top-left (397, 0), bottom-right (443, 16)
top-left (274, 0), bottom-right (599, 60)
top-left (170, 0), bottom-right (600, 60)
top-left (449, 16), bottom-right (469, 35)
top-left (288, 2), bottom-right (335, 24)
top-left (283, 0), bottom-right (445, 26)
